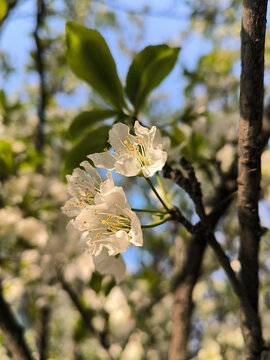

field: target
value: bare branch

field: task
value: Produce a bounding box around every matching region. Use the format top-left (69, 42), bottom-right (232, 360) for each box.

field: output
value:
top-left (37, 306), bottom-right (50, 360)
top-left (33, 0), bottom-right (47, 153)
top-left (58, 275), bottom-right (115, 360)
top-left (0, 284), bottom-right (34, 360)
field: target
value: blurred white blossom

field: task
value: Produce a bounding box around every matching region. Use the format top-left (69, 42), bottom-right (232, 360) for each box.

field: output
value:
top-left (16, 217), bottom-right (48, 247)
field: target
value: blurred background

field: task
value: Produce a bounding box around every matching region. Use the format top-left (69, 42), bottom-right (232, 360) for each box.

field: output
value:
top-left (1, 0), bottom-right (270, 359)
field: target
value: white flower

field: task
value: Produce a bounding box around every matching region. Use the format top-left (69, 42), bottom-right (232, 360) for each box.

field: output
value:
top-left (62, 160), bottom-right (113, 217)
top-left (89, 121), bottom-right (167, 178)
top-left (69, 184), bottom-right (143, 256)
top-left (93, 248), bottom-right (126, 283)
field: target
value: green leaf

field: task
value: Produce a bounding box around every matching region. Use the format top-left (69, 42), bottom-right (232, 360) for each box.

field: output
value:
top-left (171, 125), bottom-right (186, 145)
top-left (126, 44), bottom-right (180, 113)
top-left (89, 272), bottom-right (103, 293)
top-left (0, 0), bottom-right (7, 21)
top-left (68, 109), bottom-right (119, 141)
top-left (63, 125), bottom-right (110, 178)
top-left (66, 22), bottom-right (126, 110)
top-left (0, 140), bottom-right (13, 177)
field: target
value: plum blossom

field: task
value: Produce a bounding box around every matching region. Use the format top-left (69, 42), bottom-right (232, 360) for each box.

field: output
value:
top-left (62, 160), bottom-right (113, 217)
top-left (70, 184), bottom-right (143, 256)
top-left (62, 161), bottom-right (143, 281)
top-left (89, 120), bottom-right (167, 177)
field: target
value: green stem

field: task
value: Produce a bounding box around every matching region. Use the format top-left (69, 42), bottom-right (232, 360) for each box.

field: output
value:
top-left (156, 173), bottom-right (171, 209)
top-left (132, 208), bottom-right (168, 214)
top-left (145, 177), bottom-right (170, 212)
top-left (141, 216), bottom-right (172, 229)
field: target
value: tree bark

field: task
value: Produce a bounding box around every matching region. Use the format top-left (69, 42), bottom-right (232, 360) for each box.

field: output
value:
top-left (167, 163), bottom-right (236, 360)
top-left (238, 0), bottom-right (268, 358)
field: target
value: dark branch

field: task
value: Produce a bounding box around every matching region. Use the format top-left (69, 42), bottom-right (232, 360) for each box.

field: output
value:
top-left (34, 0), bottom-right (47, 152)
top-left (37, 306), bottom-right (50, 360)
top-left (59, 276), bottom-right (115, 360)
top-left (0, 284), bottom-right (34, 360)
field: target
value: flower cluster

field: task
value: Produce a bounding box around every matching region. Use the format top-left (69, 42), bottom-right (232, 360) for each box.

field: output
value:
top-left (89, 120), bottom-right (167, 178)
top-left (62, 121), bottom-right (167, 281)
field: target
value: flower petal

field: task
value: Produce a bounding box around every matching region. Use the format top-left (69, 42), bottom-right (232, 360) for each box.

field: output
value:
top-left (109, 122), bottom-right (131, 150)
top-left (80, 160), bottom-right (102, 183)
top-left (115, 156), bottom-right (141, 177)
top-left (93, 248), bottom-right (126, 283)
top-left (88, 152), bottom-right (117, 170)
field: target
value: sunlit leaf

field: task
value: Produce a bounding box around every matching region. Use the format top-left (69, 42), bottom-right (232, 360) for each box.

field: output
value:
top-left (126, 44), bottom-right (180, 113)
top-left (68, 109), bottom-right (119, 141)
top-left (66, 22), bottom-right (126, 110)
top-left (63, 125), bottom-right (110, 178)
top-left (0, 0), bottom-right (7, 21)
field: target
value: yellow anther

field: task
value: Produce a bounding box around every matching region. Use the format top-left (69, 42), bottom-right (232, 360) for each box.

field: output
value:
top-left (103, 147), bottom-right (108, 151)
top-left (112, 201), bottom-right (116, 205)
top-left (124, 140), bottom-right (128, 145)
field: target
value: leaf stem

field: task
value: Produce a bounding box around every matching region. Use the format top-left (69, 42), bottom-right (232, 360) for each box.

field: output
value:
top-left (145, 177), bottom-right (170, 212)
top-left (142, 216), bottom-right (172, 228)
top-left (131, 208), bottom-right (168, 214)
top-left (156, 173), bottom-right (171, 209)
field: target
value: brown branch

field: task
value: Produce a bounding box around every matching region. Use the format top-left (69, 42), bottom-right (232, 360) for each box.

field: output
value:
top-left (34, 0), bottom-right (47, 153)
top-left (59, 276), bottom-right (115, 360)
top-left (0, 284), bottom-right (34, 360)
top-left (165, 97), bottom-right (270, 359)
top-left (237, 0), bottom-right (268, 357)
top-left (37, 306), bottom-right (50, 360)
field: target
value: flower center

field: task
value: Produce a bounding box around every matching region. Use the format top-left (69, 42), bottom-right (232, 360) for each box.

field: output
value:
top-left (87, 205), bottom-right (132, 246)
top-left (107, 135), bottom-right (151, 167)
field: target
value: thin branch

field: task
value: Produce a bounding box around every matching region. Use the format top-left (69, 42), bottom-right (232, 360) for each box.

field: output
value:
top-left (59, 276), bottom-right (115, 360)
top-left (37, 306), bottom-right (50, 360)
top-left (166, 104), bottom-right (270, 358)
top-left (0, 284), bottom-right (34, 360)
top-left (34, 0), bottom-right (47, 153)
top-left (164, 159), bottom-right (260, 324)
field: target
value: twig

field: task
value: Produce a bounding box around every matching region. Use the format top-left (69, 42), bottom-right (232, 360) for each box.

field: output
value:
top-left (38, 306), bottom-right (50, 360)
top-left (0, 284), bottom-right (34, 360)
top-left (59, 275), bottom-right (115, 360)
top-left (34, 0), bottom-right (47, 153)
top-left (164, 159), bottom-right (260, 323)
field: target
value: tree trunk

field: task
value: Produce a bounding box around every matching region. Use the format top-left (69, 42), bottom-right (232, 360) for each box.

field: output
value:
top-left (238, 0), bottom-right (268, 358)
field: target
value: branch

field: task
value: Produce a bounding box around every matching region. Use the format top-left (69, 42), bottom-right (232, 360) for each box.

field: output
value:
top-left (166, 103), bottom-right (270, 358)
top-left (58, 275), bottom-right (115, 360)
top-left (0, 284), bottom-right (34, 360)
top-left (37, 306), bottom-right (50, 360)
top-left (165, 159), bottom-right (260, 331)
top-left (34, 0), bottom-right (47, 153)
